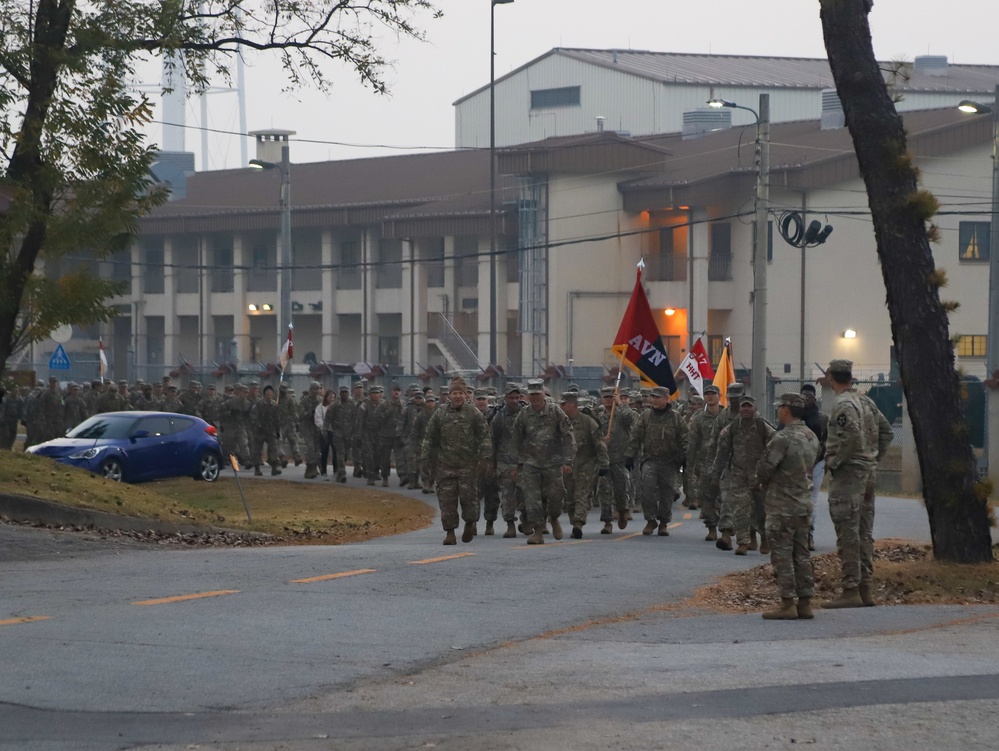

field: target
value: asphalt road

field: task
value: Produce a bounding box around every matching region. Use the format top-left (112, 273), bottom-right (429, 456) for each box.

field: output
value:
top-left (3, 472), bottom-right (997, 751)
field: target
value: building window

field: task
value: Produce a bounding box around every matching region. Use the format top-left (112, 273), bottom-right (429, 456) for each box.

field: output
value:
top-left (378, 336), bottom-right (400, 366)
top-left (530, 86), bottom-right (581, 110)
top-left (247, 241), bottom-right (276, 292)
top-left (707, 335), bottom-right (725, 367)
top-left (959, 221), bottom-right (991, 262)
top-left (337, 241), bottom-right (362, 290)
top-left (212, 243), bottom-right (234, 293)
top-left (174, 239), bottom-right (199, 294)
top-left (957, 334), bottom-right (987, 358)
top-left (455, 235), bottom-right (479, 287)
top-left (708, 223), bottom-right (732, 281)
top-left (143, 241), bottom-right (164, 294)
top-left (426, 239), bottom-right (445, 288)
top-left (376, 239), bottom-right (403, 289)
top-left (648, 226), bottom-right (687, 282)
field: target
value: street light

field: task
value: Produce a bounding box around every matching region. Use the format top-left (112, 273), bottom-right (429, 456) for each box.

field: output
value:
top-left (489, 0), bottom-right (514, 370)
top-left (957, 84), bottom-right (999, 483)
top-left (249, 147), bottom-right (293, 358)
top-left (708, 94), bottom-right (771, 405)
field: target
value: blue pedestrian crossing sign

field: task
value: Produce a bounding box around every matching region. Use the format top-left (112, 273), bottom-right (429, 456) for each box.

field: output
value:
top-left (49, 344), bottom-right (71, 370)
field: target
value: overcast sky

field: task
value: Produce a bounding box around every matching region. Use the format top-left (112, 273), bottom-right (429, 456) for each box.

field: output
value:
top-left (146, 0), bottom-right (999, 170)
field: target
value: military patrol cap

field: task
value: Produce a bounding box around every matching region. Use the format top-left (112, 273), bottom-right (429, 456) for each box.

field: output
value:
top-left (369, 384), bottom-right (384, 393)
top-left (486, 386), bottom-right (498, 396)
top-left (190, 380), bottom-right (201, 388)
top-left (425, 393), bottom-right (437, 402)
top-left (234, 383), bottom-right (248, 391)
top-left (135, 379), bottom-right (145, 386)
top-left (117, 379), bottom-right (128, 386)
top-left (353, 380), bottom-right (366, 388)
top-left (599, 386), bottom-right (616, 397)
top-left (91, 380), bottom-right (102, 388)
top-left (775, 392), bottom-right (805, 409)
top-left (48, 376), bottom-right (58, 383)
top-left (391, 383), bottom-right (402, 391)
top-left (703, 384), bottom-right (720, 395)
top-left (526, 379), bottom-right (545, 394)
top-left (408, 382), bottom-right (419, 390)
top-left (412, 390), bottom-right (425, 400)
top-left (726, 382), bottom-right (745, 398)
top-left (473, 388), bottom-right (488, 398)
top-left (650, 386), bottom-right (670, 398)
top-left (828, 359), bottom-right (853, 373)
top-left (629, 390), bottom-right (643, 400)
top-left (246, 380), bottom-right (259, 387)
top-left (559, 391), bottom-right (579, 403)
top-left (567, 383), bottom-right (580, 393)
top-left (449, 378), bottom-right (468, 393)
top-left (339, 384), bottom-right (349, 392)
top-left (505, 382), bottom-right (523, 395)
top-left (640, 388), bottom-right (651, 397)
top-left (206, 384), bottom-right (217, 391)
top-left (68, 381), bottom-right (79, 389)
top-left (309, 380), bottom-right (322, 390)
top-left (739, 395), bottom-right (756, 406)
top-left (167, 384), bottom-right (178, 392)
top-left (142, 383), bottom-right (152, 392)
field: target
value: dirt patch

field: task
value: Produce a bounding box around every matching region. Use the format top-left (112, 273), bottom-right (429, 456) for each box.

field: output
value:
top-left (690, 539), bottom-right (999, 612)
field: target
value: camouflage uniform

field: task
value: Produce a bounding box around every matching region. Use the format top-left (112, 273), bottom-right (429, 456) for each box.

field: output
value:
top-left (349, 383), bottom-right (367, 477)
top-left (687, 397), bottom-right (724, 533)
top-left (97, 382), bottom-right (131, 414)
top-left (358, 387), bottom-right (384, 484)
top-left (421, 387), bottom-right (491, 538)
top-left (0, 389), bottom-right (25, 449)
top-left (249, 391), bottom-right (282, 474)
top-left (756, 410), bottom-right (820, 601)
top-left (325, 389), bottom-right (353, 482)
top-left (298, 383), bottom-right (324, 477)
top-left (83, 381), bottom-right (104, 415)
top-left (62, 385), bottom-right (89, 433)
top-left (490, 391), bottom-right (524, 527)
top-left (402, 395), bottom-right (423, 487)
top-left (161, 387), bottom-right (183, 413)
top-left (22, 387), bottom-right (42, 449)
top-left (706, 385), bottom-right (745, 542)
top-left (825, 367), bottom-right (878, 598)
top-left (512, 382), bottom-right (576, 534)
top-left (276, 387), bottom-right (302, 465)
top-left (177, 383), bottom-right (202, 416)
top-left (712, 401), bottom-right (775, 549)
top-left (220, 387), bottom-right (252, 466)
top-left (374, 389), bottom-right (407, 486)
top-left (627, 392), bottom-right (688, 530)
top-left (562, 394), bottom-right (609, 530)
top-left (198, 387), bottom-right (222, 427)
top-left (409, 397), bottom-right (437, 491)
top-left (594, 390), bottom-right (637, 529)
top-left (37, 380), bottom-right (65, 443)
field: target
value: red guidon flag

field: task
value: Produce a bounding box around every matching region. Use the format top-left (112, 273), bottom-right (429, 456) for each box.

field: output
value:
top-left (611, 267), bottom-right (677, 393)
top-left (279, 324), bottom-right (294, 373)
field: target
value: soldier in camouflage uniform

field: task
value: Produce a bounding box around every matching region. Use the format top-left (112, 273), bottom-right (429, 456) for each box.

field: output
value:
top-left (358, 385), bottom-right (384, 485)
top-left (84, 380), bottom-right (104, 415)
top-left (755, 392), bottom-right (820, 620)
top-left (178, 381), bottom-right (202, 416)
top-left (324, 385), bottom-right (353, 483)
top-left (22, 385), bottom-right (43, 449)
top-left (276, 385), bottom-right (302, 467)
top-left (712, 395), bottom-right (775, 555)
top-left (858, 388), bottom-right (893, 606)
top-left (421, 378), bottom-right (492, 545)
top-left (472, 388), bottom-right (501, 534)
top-left (595, 385), bottom-right (637, 534)
top-left (679, 392), bottom-right (705, 508)
top-left (374, 384), bottom-right (407, 487)
top-left (0, 386), bottom-right (25, 449)
top-left (409, 392), bottom-right (437, 493)
top-left (511, 379), bottom-right (576, 545)
top-left (150, 381), bottom-right (165, 409)
top-left (560, 391), bottom-right (609, 539)
top-left (490, 383), bottom-right (525, 537)
top-left (97, 380), bottom-right (131, 414)
top-left (62, 382), bottom-right (89, 433)
top-left (707, 382), bottom-right (746, 550)
top-left (161, 384), bottom-right (183, 413)
top-left (687, 384), bottom-right (724, 541)
top-left (401, 389), bottom-right (424, 488)
top-left (249, 385), bottom-right (282, 476)
top-left (298, 381), bottom-right (324, 479)
top-left (350, 381), bottom-right (367, 477)
top-left (197, 384), bottom-right (221, 427)
top-left (627, 385), bottom-right (688, 537)
top-left (37, 377), bottom-right (65, 443)
top-left (821, 359), bottom-right (879, 609)
top-left (220, 383), bottom-right (252, 467)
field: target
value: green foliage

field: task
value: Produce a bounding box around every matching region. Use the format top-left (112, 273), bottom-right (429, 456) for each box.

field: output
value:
top-left (941, 300), bottom-right (960, 314)
top-left (0, 0), bottom-right (442, 366)
top-left (927, 268), bottom-right (948, 288)
top-left (905, 190), bottom-right (941, 221)
top-left (926, 223), bottom-right (941, 244)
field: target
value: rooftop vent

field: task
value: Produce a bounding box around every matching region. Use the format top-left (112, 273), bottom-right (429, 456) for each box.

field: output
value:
top-left (914, 55), bottom-right (949, 77)
top-left (820, 89), bottom-right (845, 130)
top-left (682, 108), bottom-right (732, 140)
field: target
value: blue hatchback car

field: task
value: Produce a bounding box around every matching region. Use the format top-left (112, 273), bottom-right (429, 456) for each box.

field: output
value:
top-left (28, 411), bottom-right (223, 483)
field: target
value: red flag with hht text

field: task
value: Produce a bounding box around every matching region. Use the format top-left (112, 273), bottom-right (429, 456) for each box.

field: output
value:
top-left (677, 336), bottom-right (716, 397)
top-left (611, 269), bottom-right (677, 392)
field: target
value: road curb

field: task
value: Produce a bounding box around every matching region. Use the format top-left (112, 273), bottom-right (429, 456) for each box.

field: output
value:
top-left (0, 492), bottom-right (272, 540)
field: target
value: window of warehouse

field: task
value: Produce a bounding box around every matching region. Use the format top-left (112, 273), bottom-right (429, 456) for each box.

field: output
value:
top-left (530, 86), bottom-right (581, 109)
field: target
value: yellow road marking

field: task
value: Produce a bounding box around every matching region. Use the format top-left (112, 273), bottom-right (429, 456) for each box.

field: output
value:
top-left (132, 590), bottom-right (240, 606)
top-left (291, 569), bottom-right (376, 584)
top-left (668, 522), bottom-right (683, 529)
top-left (614, 532), bottom-right (645, 541)
top-left (683, 513), bottom-right (693, 520)
top-left (0, 616), bottom-right (51, 627)
top-left (409, 553), bottom-right (476, 565)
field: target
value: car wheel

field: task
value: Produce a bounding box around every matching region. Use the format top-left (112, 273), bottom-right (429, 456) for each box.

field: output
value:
top-left (101, 457), bottom-right (124, 482)
top-left (196, 452), bottom-right (221, 482)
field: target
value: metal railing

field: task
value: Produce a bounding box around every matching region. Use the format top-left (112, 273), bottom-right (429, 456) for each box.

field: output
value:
top-left (430, 312), bottom-right (479, 370)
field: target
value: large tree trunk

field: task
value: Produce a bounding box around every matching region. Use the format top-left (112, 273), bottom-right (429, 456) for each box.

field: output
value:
top-left (819, 0), bottom-right (992, 562)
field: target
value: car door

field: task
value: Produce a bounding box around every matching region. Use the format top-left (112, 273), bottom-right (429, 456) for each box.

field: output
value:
top-left (167, 416), bottom-right (199, 476)
top-left (127, 415), bottom-right (175, 481)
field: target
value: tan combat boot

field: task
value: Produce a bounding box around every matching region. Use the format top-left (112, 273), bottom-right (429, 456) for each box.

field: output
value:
top-left (503, 521), bottom-right (517, 538)
top-left (485, 521), bottom-right (495, 536)
top-left (705, 526), bottom-right (718, 542)
top-left (271, 467), bottom-right (282, 476)
top-left (461, 522), bottom-right (477, 543)
top-left (759, 532), bottom-right (770, 555)
top-left (617, 510), bottom-right (629, 530)
top-left (642, 520), bottom-right (657, 536)
top-left (253, 465), bottom-right (263, 477)
top-left (443, 529), bottom-right (457, 545)
top-left (657, 521), bottom-right (670, 536)
top-left (859, 584), bottom-right (877, 607)
top-left (304, 464), bottom-right (318, 479)
top-left (571, 525), bottom-right (583, 539)
top-left (715, 531), bottom-right (733, 551)
top-left (550, 517), bottom-right (564, 540)
top-left (747, 531), bottom-right (758, 551)
top-left (734, 543), bottom-right (749, 556)
top-left (762, 598), bottom-right (799, 620)
top-left (796, 597), bottom-right (814, 619)
top-left (527, 527), bottom-right (545, 545)
top-left (821, 589), bottom-right (864, 609)
top-left (601, 522), bottom-right (613, 534)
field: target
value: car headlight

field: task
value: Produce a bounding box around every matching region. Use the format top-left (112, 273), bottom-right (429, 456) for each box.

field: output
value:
top-left (67, 447), bottom-right (106, 460)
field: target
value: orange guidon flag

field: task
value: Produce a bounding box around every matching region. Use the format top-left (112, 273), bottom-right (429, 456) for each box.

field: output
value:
top-left (712, 338), bottom-right (737, 407)
top-left (611, 268), bottom-right (677, 393)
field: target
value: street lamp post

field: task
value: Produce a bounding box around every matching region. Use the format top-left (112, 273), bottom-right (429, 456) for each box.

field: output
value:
top-left (958, 84), bottom-right (999, 484)
top-left (489, 0), bottom-right (514, 370)
top-left (250, 144), bottom-right (293, 355)
top-left (708, 94), bottom-right (770, 404)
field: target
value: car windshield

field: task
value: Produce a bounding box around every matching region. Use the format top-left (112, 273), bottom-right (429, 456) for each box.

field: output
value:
top-left (66, 415), bottom-right (138, 440)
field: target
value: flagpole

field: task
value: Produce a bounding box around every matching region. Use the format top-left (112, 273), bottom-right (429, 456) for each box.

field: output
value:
top-left (605, 346), bottom-right (629, 440)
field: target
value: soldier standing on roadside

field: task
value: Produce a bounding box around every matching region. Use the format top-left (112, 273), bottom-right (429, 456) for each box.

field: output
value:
top-left (276, 385), bottom-right (301, 467)
top-left (708, 382), bottom-right (746, 551)
top-left (299, 381), bottom-right (324, 479)
top-left (560, 391), bottom-right (609, 539)
top-left (594, 386), bottom-right (637, 534)
top-left (409, 392), bottom-right (436, 493)
top-left (350, 380), bottom-right (367, 477)
top-left (62, 382), bottom-right (89, 433)
top-left (627, 385), bottom-right (688, 537)
top-left (161, 384), bottom-right (183, 413)
top-left (249, 385), bottom-right (282, 476)
top-left (178, 381), bottom-right (202, 416)
top-left (687, 384), bottom-right (724, 541)
top-left (491, 383), bottom-right (526, 537)
top-left (0, 386), bottom-right (25, 449)
top-left (326, 385), bottom-right (353, 483)
top-left (421, 378), bottom-right (492, 546)
top-left (360, 385), bottom-right (384, 485)
top-left (37, 377), bottom-right (65, 442)
top-left (374, 384), bottom-right (407, 487)
top-left (511, 379), bottom-right (576, 545)
top-left (756, 392), bottom-right (820, 620)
